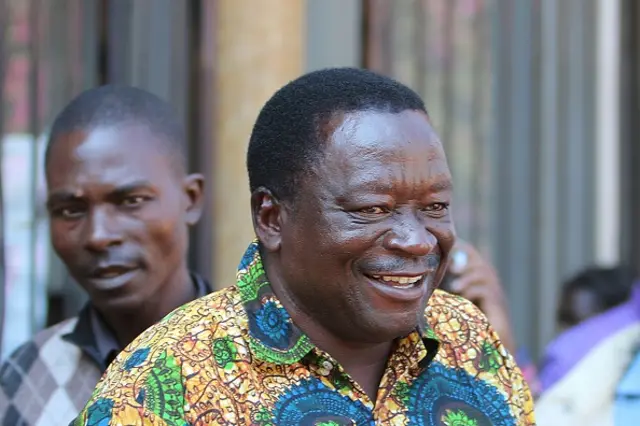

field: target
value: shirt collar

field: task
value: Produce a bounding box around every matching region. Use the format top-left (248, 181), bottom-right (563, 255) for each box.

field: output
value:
top-left (62, 271), bottom-right (211, 372)
top-left (237, 240), bottom-right (440, 366)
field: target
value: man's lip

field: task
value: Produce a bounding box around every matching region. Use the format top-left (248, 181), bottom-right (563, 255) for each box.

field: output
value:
top-left (364, 272), bottom-right (429, 277)
top-left (90, 264), bottom-right (138, 278)
top-left (364, 273), bottom-right (429, 303)
top-left (85, 268), bottom-right (139, 291)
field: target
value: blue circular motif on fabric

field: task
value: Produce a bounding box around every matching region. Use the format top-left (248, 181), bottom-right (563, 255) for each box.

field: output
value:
top-left (273, 377), bottom-right (374, 425)
top-left (238, 242), bottom-right (259, 270)
top-left (406, 362), bottom-right (515, 426)
top-left (253, 300), bottom-right (291, 347)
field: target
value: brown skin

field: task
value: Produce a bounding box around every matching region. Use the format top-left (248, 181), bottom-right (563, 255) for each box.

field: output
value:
top-left (252, 110), bottom-right (456, 400)
top-left (46, 124), bottom-right (204, 347)
top-left (447, 241), bottom-right (516, 354)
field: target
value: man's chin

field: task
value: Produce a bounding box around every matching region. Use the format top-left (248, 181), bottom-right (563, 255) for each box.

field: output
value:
top-left (85, 276), bottom-right (150, 311)
top-left (352, 311), bottom-right (425, 344)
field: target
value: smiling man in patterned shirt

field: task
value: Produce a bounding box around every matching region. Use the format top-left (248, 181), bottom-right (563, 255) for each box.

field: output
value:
top-left (73, 68), bottom-right (535, 425)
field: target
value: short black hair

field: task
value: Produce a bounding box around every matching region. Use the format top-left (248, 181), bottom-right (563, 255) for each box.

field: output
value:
top-left (559, 265), bottom-right (635, 317)
top-left (246, 67), bottom-right (427, 200)
top-left (45, 84), bottom-right (187, 171)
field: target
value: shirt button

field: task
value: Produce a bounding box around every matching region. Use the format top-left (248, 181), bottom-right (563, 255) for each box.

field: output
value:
top-left (322, 360), bottom-right (333, 370)
top-left (318, 368), bottom-right (331, 376)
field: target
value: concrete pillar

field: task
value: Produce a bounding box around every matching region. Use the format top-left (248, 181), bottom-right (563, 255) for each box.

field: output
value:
top-left (211, 0), bottom-right (305, 288)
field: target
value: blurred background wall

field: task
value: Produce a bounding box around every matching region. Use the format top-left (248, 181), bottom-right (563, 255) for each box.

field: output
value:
top-left (0, 0), bottom-right (637, 361)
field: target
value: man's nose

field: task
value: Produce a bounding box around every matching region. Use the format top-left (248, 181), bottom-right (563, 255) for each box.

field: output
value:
top-left (383, 214), bottom-right (436, 257)
top-left (83, 207), bottom-right (123, 252)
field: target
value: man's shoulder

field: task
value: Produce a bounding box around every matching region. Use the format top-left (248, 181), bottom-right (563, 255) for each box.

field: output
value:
top-left (108, 285), bottom-right (241, 367)
top-left (74, 286), bottom-right (242, 424)
top-left (427, 288), bottom-right (488, 322)
top-left (156, 284), bottom-right (240, 333)
top-left (2, 317), bottom-right (80, 365)
top-left (0, 317), bottom-right (100, 424)
top-left (426, 289), bottom-right (497, 346)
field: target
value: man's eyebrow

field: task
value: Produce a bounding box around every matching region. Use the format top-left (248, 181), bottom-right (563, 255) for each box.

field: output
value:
top-left (109, 180), bottom-right (155, 196)
top-left (46, 180), bottom-right (154, 208)
top-left (430, 179), bottom-right (453, 192)
top-left (46, 192), bottom-right (80, 209)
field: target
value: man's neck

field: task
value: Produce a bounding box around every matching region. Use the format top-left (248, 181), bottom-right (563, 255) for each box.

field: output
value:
top-left (99, 266), bottom-right (195, 348)
top-left (305, 322), bottom-right (393, 400)
top-left (267, 265), bottom-right (392, 400)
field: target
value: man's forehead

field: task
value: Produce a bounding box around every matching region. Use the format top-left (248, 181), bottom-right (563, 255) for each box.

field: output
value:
top-left (310, 114), bottom-right (451, 196)
top-left (322, 112), bottom-right (445, 165)
top-left (46, 128), bottom-right (175, 192)
top-left (49, 126), bottom-right (171, 173)
top-left (322, 111), bottom-right (442, 163)
top-left (49, 124), bottom-right (164, 159)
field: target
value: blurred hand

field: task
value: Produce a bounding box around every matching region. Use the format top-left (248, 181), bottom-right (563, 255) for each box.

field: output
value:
top-left (448, 241), bottom-right (516, 354)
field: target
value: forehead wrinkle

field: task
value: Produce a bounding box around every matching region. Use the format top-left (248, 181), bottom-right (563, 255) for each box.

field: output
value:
top-left (328, 158), bottom-right (451, 200)
top-left (314, 110), bottom-right (451, 197)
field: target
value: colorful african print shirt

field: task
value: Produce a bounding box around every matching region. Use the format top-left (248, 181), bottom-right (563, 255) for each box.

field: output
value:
top-left (72, 242), bottom-right (535, 426)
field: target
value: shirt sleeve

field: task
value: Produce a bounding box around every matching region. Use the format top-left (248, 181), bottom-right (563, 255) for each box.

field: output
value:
top-left (452, 292), bottom-right (537, 425)
top-left (482, 318), bottom-right (536, 425)
top-left (71, 340), bottom-right (187, 425)
top-left (514, 347), bottom-right (541, 398)
top-left (503, 344), bottom-right (537, 425)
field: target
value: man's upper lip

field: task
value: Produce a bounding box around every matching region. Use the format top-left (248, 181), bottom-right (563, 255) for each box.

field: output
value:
top-left (365, 271), bottom-right (428, 277)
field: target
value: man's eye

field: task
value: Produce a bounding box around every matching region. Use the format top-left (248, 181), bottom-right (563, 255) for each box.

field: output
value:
top-left (54, 206), bottom-right (85, 219)
top-left (422, 203), bottom-right (450, 213)
top-left (121, 196), bottom-right (147, 207)
top-left (359, 206), bottom-right (388, 215)
top-left (428, 203), bottom-right (449, 211)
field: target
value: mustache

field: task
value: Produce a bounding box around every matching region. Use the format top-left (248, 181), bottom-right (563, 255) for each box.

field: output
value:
top-left (360, 253), bottom-right (441, 275)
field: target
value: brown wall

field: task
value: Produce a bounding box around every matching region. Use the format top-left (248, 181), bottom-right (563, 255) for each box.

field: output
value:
top-left (210, 0), bottom-right (305, 288)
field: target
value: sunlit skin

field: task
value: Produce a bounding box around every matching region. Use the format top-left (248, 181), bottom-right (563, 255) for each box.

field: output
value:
top-left (252, 109), bottom-right (456, 399)
top-left (45, 124), bottom-right (203, 346)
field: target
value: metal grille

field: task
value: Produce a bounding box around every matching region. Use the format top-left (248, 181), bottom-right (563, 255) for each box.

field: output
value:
top-left (364, 0), bottom-right (600, 357)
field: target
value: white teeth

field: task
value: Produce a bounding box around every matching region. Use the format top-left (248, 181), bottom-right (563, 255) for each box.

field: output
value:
top-left (371, 275), bottom-right (423, 285)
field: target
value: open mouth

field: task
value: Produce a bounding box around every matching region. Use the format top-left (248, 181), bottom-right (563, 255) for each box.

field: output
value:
top-left (368, 274), bottom-right (426, 289)
top-left (93, 265), bottom-right (136, 279)
top-left (87, 264), bottom-right (140, 291)
top-left (368, 274), bottom-right (424, 288)
top-left (364, 272), bottom-right (432, 303)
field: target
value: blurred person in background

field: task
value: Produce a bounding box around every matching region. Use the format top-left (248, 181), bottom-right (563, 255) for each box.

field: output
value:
top-left (0, 85), bottom-right (210, 425)
top-left (538, 266), bottom-right (636, 391)
top-left (556, 266), bottom-right (635, 333)
top-left (614, 343), bottom-right (640, 424)
top-left (535, 267), bottom-right (640, 426)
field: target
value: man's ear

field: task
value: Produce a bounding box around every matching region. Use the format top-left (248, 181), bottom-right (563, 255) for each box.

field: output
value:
top-left (251, 187), bottom-right (283, 252)
top-left (183, 173), bottom-right (205, 226)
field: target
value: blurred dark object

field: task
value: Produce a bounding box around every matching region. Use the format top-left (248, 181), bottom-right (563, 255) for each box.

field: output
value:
top-left (440, 245), bottom-right (468, 292)
top-left (557, 265), bottom-right (636, 330)
top-left (440, 272), bottom-right (454, 292)
top-left (45, 294), bottom-right (65, 327)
